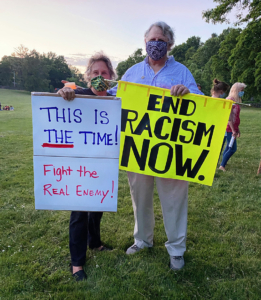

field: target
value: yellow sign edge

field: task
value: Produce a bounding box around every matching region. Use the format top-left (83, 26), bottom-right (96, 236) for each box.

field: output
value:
top-left (118, 80), bottom-right (234, 104)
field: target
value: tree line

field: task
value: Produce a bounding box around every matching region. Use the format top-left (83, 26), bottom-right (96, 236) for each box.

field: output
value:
top-left (0, 45), bottom-right (86, 92)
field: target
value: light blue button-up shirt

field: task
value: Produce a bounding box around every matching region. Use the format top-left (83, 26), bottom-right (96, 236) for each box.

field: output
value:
top-left (108, 56), bottom-right (204, 96)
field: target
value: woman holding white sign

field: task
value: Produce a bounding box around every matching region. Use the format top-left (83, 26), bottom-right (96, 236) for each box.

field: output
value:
top-left (58, 52), bottom-right (116, 281)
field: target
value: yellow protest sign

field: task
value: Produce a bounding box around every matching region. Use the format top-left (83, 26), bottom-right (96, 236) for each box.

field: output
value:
top-left (117, 81), bottom-right (233, 186)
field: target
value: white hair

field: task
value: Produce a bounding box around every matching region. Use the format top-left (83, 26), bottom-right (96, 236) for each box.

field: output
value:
top-left (144, 21), bottom-right (175, 49)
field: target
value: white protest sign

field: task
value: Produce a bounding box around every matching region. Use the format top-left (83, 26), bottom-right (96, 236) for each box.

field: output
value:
top-left (32, 93), bottom-right (121, 212)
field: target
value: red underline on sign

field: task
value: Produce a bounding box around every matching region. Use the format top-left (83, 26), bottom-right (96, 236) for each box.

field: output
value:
top-left (42, 143), bottom-right (74, 148)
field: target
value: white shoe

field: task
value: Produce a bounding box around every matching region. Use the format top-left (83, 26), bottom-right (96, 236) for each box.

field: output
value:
top-left (126, 244), bottom-right (142, 255)
top-left (170, 256), bottom-right (185, 270)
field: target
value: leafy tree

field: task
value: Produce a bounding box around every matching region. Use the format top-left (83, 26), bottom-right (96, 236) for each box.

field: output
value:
top-left (201, 58), bottom-right (215, 94)
top-left (185, 47), bottom-right (197, 62)
top-left (184, 32), bottom-right (228, 94)
top-left (12, 45), bottom-right (29, 58)
top-left (22, 50), bottom-right (50, 92)
top-left (187, 35), bottom-right (221, 69)
top-left (116, 49), bottom-right (145, 80)
top-left (43, 52), bottom-right (72, 91)
top-left (169, 43), bottom-right (188, 65)
top-left (228, 19), bottom-right (261, 97)
top-left (67, 65), bottom-right (87, 87)
top-left (202, 2), bottom-right (261, 98)
top-left (0, 55), bottom-right (24, 88)
top-left (186, 36), bottom-right (202, 50)
top-left (5, 46), bottom-right (50, 91)
top-left (255, 52), bottom-right (261, 94)
top-left (0, 59), bottom-right (13, 86)
top-left (211, 28), bottom-right (241, 84)
top-left (203, 0), bottom-right (261, 25)
top-left (0, 46), bottom-right (89, 92)
top-left (169, 36), bottom-right (201, 65)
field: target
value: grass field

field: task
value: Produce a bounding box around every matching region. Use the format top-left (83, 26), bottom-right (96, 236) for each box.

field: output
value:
top-left (0, 89), bottom-right (261, 300)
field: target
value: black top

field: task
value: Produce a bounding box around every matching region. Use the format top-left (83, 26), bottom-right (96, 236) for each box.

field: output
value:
top-left (74, 88), bottom-right (111, 96)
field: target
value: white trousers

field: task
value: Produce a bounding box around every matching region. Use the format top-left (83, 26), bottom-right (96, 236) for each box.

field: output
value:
top-left (127, 172), bottom-right (188, 256)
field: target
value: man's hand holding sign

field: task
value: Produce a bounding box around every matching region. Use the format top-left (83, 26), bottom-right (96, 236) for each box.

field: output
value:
top-left (170, 84), bottom-right (190, 97)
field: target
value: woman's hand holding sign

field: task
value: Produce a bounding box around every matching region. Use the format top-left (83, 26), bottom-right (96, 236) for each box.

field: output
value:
top-left (57, 80), bottom-right (84, 101)
top-left (57, 80), bottom-right (75, 101)
top-left (58, 87), bottom-right (76, 101)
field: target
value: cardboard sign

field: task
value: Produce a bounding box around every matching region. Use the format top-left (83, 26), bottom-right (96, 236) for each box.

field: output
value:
top-left (32, 93), bottom-right (121, 211)
top-left (117, 81), bottom-right (233, 186)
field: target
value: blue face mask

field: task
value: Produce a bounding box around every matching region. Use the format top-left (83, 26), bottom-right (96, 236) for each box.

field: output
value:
top-left (238, 91), bottom-right (244, 98)
top-left (219, 93), bottom-right (226, 98)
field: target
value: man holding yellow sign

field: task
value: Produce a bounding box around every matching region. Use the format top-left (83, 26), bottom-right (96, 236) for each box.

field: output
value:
top-left (108, 21), bottom-right (210, 271)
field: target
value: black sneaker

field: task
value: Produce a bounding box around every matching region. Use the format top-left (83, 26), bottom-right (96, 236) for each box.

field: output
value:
top-left (72, 270), bottom-right (87, 282)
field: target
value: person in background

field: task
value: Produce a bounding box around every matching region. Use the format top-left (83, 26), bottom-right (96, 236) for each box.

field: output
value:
top-left (211, 79), bottom-right (229, 99)
top-left (219, 82), bottom-right (247, 171)
top-left (197, 83), bottom-right (202, 91)
top-left (211, 78), bottom-right (230, 160)
top-left (58, 52), bottom-right (116, 281)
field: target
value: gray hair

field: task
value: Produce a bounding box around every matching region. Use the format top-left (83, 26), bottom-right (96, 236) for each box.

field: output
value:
top-left (85, 52), bottom-right (116, 87)
top-left (144, 21), bottom-right (175, 49)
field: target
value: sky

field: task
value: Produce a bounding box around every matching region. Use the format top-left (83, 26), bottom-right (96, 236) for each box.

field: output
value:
top-left (0, 0), bottom-right (240, 72)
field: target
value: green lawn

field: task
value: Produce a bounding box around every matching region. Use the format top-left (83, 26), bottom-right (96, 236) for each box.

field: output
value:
top-left (0, 89), bottom-right (261, 300)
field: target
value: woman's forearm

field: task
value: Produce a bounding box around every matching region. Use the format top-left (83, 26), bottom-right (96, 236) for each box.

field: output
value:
top-left (228, 121), bottom-right (236, 134)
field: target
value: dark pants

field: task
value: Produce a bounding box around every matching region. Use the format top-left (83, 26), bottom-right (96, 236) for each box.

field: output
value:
top-left (69, 211), bottom-right (103, 266)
